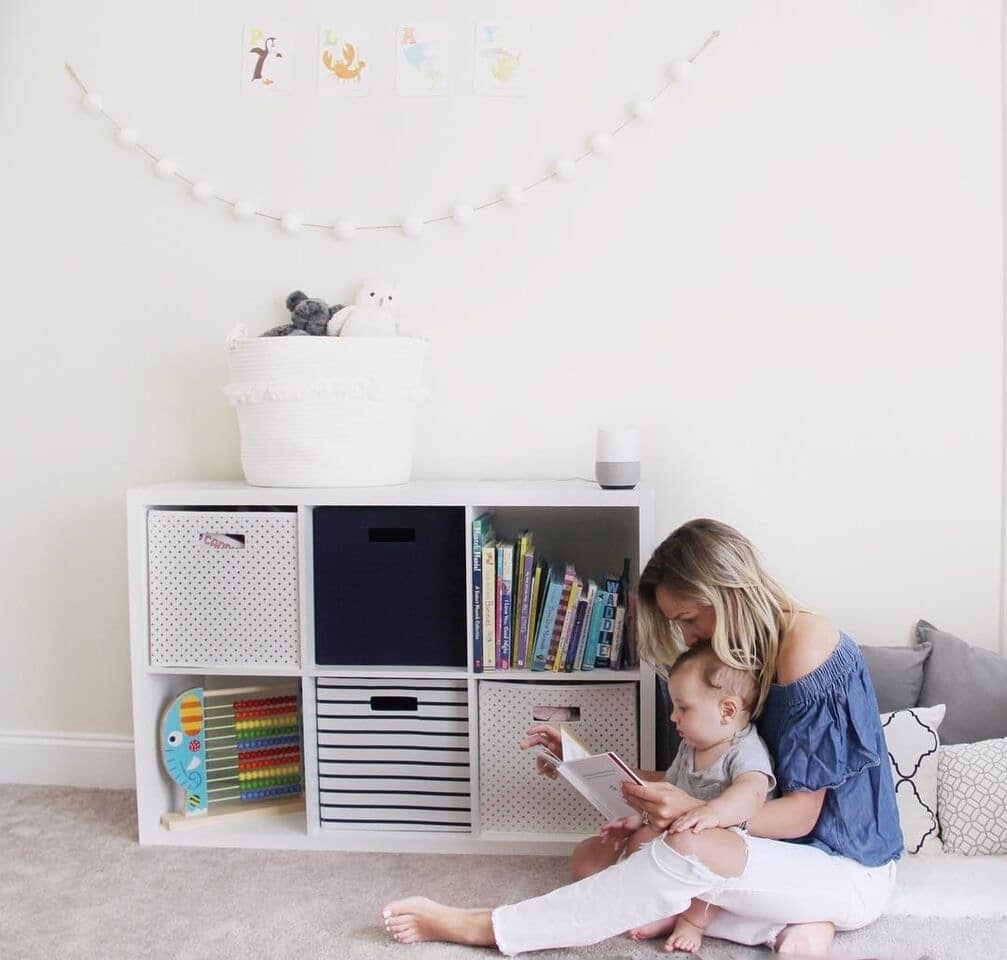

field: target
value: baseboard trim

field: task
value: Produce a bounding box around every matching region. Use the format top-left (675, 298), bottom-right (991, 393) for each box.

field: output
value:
top-left (0, 729), bottom-right (135, 789)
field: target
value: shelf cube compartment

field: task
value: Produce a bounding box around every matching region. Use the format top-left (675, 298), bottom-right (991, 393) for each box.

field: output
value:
top-left (147, 509), bottom-right (299, 669)
top-left (312, 506), bottom-right (467, 667)
top-left (478, 679), bottom-right (638, 835)
top-left (316, 677), bottom-right (472, 832)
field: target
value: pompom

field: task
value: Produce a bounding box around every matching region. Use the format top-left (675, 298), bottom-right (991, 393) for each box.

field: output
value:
top-left (590, 132), bottom-right (613, 156)
top-left (233, 200), bottom-right (256, 219)
top-left (82, 92), bottom-right (103, 113)
top-left (117, 127), bottom-right (139, 146)
top-left (154, 158), bottom-right (178, 178)
top-left (630, 98), bottom-right (654, 122)
top-left (280, 212), bottom-right (302, 233)
top-left (500, 185), bottom-right (525, 207)
top-left (401, 216), bottom-right (423, 238)
top-left (452, 203), bottom-right (474, 225)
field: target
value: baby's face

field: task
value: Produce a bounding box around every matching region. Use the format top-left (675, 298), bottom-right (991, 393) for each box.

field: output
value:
top-left (667, 667), bottom-right (738, 750)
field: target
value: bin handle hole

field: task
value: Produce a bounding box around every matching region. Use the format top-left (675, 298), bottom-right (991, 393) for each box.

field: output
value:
top-left (370, 696), bottom-right (418, 711)
top-left (532, 706), bottom-right (581, 722)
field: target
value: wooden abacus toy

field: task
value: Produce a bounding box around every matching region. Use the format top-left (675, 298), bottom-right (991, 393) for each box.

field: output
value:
top-left (159, 683), bottom-right (305, 830)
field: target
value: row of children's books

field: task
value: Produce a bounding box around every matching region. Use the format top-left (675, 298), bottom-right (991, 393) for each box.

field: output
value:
top-left (471, 513), bottom-right (638, 673)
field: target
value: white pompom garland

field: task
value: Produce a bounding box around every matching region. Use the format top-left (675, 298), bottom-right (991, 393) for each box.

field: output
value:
top-left (64, 31), bottom-right (720, 241)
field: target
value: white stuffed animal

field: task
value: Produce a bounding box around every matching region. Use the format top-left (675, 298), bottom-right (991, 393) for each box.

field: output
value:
top-left (327, 282), bottom-right (400, 337)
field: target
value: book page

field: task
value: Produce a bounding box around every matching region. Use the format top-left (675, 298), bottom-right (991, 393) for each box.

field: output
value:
top-left (562, 753), bottom-right (641, 821)
top-left (559, 724), bottom-right (592, 761)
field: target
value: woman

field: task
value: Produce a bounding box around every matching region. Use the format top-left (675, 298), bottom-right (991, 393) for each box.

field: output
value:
top-left (382, 519), bottom-right (902, 956)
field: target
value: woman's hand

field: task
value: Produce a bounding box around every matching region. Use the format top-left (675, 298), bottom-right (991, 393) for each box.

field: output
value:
top-left (621, 780), bottom-right (701, 831)
top-left (519, 724), bottom-right (562, 780)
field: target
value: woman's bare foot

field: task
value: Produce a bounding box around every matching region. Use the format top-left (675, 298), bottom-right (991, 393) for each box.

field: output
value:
top-left (382, 897), bottom-right (495, 946)
top-left (774, 921), bottom-right (836, 955)
top-left (663, 914), bottom-right (704, 953)
top-left (628, 914), bottom-right (679, 941)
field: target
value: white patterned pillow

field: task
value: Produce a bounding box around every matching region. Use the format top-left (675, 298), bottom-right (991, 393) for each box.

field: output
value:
top-left (938, 737), bottom-right (1007, 855)
top-left (880, 704), bottom-right (945, 854)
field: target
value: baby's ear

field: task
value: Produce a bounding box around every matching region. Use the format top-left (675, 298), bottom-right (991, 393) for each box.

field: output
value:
top-left (721, 698), bottom-right (739, 721)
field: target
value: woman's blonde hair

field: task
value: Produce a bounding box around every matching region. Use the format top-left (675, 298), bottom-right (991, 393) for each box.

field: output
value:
top-left (637, 518), bottom-right (797, 715)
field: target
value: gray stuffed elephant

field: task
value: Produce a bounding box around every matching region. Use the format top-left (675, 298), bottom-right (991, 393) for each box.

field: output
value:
top-left (262, 291), bottom-right (344, 336)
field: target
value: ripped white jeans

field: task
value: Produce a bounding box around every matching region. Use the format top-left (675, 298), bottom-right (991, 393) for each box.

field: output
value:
top-left (491, 830), bottom-right (896, 956)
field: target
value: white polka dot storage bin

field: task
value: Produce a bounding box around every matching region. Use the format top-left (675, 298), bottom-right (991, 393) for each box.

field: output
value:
top-left (224, 336), bottom-right (428, 488)
top-left (478, 681), bottom-right (638, 836)
top-left (147, 510), bottom-right (299, 668)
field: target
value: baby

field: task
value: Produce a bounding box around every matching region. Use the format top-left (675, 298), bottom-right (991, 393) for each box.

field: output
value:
top-left (602, 642), bottom-right (776, 954)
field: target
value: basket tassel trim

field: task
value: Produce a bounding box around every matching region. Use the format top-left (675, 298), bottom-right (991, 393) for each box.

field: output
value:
top-left (223, 377), bottom-right (428, 406)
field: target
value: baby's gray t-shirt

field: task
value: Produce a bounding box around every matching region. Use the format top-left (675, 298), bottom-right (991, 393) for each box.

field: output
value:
top-left (664, 724), bottom-right (776, 801)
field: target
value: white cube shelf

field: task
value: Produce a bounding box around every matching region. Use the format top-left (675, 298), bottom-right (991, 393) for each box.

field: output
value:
top-left (127, 480), bottom-right (656, 854)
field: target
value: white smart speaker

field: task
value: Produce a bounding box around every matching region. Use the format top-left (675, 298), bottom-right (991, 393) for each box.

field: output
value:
top-left (595, 427), bottom-right (640, 490)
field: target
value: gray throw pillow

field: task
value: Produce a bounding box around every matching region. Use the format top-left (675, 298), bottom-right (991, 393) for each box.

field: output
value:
top-left (916, 620), bottom-right (1007, 745)
top-left (859, 640), bottom-right (932, 713)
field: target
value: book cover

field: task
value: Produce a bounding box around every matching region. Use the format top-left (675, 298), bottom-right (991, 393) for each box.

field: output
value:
top-left (530, 566), bottom-right (564, 671)
top-left (546, 566), bottom-right (577, 671)
top-left (482, 539), bottom-right (497, 671)
top-left (497, 541), bottom-right (514, 670)
top-left (534, 725), bottom-right (643, 822)
top-left (563, 592), bottom-right (590, 672)
top-left (470, 513), bottom-right (494, 673)
top-left (573, 580), bottom-right (598, 671)
top-left (515, 536), bottom-right (535, 669)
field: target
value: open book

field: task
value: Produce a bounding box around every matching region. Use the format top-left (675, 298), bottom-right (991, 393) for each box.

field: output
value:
top-left (536, 724), bottom-right (643, 822)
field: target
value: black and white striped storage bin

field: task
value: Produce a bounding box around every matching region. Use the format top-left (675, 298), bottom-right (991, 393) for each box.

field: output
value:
top-left (316, 678), bottom-right (471, 832)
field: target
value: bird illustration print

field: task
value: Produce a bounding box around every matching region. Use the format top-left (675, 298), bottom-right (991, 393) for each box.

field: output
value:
top-left (323, 43), bottom-right (367, 82)
top-left (249, 37), bottom-right (282, 85)
top-left (160, 688), bottom-right (208, 815)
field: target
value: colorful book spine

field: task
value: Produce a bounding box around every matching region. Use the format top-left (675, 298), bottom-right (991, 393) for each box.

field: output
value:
top-left (515, 540), bottom-right (535, 669)
top-left (564, 593), bottom-right (590, 672)
top-left (553, 576), bottom-right (582, 671)
top-left (525, 561), bottom-right (544, 668)
top-left (581, 588), bottom-right (609, 672)
top-left (530, 567), bottom-right (563, 671)
top-left (497, 541), bottom-right (514, 670)
top-left (546, 567), bottom-right (577, 671)
top-left (510, 531), bottom-right (528, 667)
top-left (482, 539), bottom-right (497, 671)
top-left (594, 578), bottom-right (620, 668)
top-left (470, 513), bottom-right (494, 673)
top-left (609, 604), bottom-right (626, 671)
top-left (572, 580), bottom-right (597, 671)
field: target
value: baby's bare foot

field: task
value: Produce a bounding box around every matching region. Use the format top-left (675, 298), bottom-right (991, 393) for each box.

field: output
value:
top-left (628, 914), bottom-right (680, 940)
top-left (665, 916), bottom-right (704, 953)
top-left (381, 897), bottom-right (494, 946)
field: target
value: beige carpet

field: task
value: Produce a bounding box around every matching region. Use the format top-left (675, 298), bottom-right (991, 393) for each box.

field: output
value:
top-left (2, 785), bottom-right (1004, 960)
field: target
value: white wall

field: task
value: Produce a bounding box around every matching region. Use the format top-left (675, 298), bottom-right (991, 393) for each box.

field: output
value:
top-left (0, 1), bottom-right (1002, 748)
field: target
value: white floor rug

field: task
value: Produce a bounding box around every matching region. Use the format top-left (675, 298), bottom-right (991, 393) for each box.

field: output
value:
top-left (888, 852), bottom-right (1007, 918)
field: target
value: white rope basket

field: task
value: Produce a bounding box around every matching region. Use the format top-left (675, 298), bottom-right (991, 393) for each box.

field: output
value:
top-left (225, 335), bottom-right (428, 488)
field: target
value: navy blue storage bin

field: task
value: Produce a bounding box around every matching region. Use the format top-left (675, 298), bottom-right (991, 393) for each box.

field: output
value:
top-left (313, 506), bottom-right (467, 666)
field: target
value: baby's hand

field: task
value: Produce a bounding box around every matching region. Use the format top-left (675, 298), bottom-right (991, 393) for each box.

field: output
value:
top-left (599, 815), bottom-right (643, 842)
top-left (670, 804), bottom-right (721, 834)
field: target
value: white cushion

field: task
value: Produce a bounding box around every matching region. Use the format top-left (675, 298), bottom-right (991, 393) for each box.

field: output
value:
top-left (938, 737), bottom-right (1007, 855)
top-left (880, 704), bottom-right (945, 854)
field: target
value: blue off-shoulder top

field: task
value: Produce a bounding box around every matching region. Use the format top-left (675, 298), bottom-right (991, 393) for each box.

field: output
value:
top-left (757, 632), bottom-right (904, 866)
